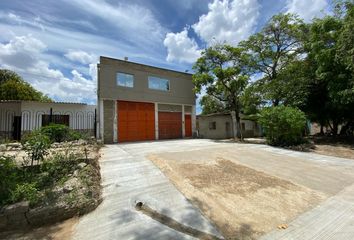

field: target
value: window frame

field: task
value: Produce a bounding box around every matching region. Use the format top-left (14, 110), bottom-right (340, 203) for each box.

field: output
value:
top-left (209, 121), bottom-right (216, 130)
top-left (116, 72), bottom-right (134, 88)
top-left (148, 76), bottom-right (170, 92)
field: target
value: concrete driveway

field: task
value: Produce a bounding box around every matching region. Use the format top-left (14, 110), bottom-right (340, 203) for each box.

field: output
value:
top-left (72, 139), bottom-right (354, 240)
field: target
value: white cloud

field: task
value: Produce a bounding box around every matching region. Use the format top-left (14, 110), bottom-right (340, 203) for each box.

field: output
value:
top-left (0, 35), bottom-right (96, 103)
top-left (63, 0), bottom-right (166, 48)
top-left (192, 0), bottom-right (260, 45)
top-left (286, 0), bottom-right (329, 22)
top-left (163, 0), bottom-right (260, 63)
top-left (65, 50), bottom-right (97, 65)
top-left (163, 28), bottom-right (201, 63)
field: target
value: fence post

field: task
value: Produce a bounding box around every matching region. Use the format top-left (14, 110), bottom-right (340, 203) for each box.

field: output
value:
top-left (49, 108), bottom-right (53, 124)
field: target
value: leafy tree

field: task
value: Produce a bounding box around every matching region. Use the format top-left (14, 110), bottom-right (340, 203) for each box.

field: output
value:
top-left (259, 106), bottom-right (306, 146)
top-left (193, 45), bottom-right (249, 139)
top-left (304, 14), bottom-right (353, 135)
top-left (199, 95), bottom-right (226, 115)
top-left (336, 1), bottom-right (354, 72)
top-left (240, 13), bottom-right (306, 106)
top-left (0, 69), bottom-right (52, 102)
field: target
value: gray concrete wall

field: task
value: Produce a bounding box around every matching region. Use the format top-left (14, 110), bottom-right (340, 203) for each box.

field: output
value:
top-left (197, 114), bottom-right (262, 139)
top-left (103, 100), bottom-right (114, 143)
top-left (197, 114), bottom-right (233, 139)
top-left (98, 57), bottom-right (195, 105)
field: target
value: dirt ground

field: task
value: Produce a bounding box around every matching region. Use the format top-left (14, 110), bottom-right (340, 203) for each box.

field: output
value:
top-left (149, 153), bottom-right (326, 240)
top-left (0, 217), bottom-right (78, 240)
top-left (312, 144), bottom-right (354, 159)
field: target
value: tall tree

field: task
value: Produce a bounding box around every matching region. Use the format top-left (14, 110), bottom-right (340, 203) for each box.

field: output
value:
top-left (304, 13), bottom-right (353, 135)
top-left (0, 69), bottom-right (52, 102)
top-left (240, 13), bottom-right (306, 106)
top-left (193, 45), bottom-right (249, 139)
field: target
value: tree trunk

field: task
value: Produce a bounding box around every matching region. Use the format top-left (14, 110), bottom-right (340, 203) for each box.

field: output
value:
top-left (231, 111), bottom-right (237, 140)
top-left (235, 111), bottom-right (243, 141)
top-left (320, 123), bottom-right (324, 135)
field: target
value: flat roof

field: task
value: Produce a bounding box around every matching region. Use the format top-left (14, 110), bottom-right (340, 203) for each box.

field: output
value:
top-left (100, 56), bottom-right (193, 76)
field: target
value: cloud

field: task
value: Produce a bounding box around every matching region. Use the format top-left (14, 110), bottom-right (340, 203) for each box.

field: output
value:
top-left (163, 28), bottom-right (202, 63)
top-left (163, 0), bottom-right (260, 63)
top-left (65, 50), bottom-right (97, 65)
top-left (286, 0), bottom-right (329, 22)
top-left (193, 0), bottom-right (260, 45)
top-left (0, 35), bottom-right (96, 103)
top-left (63, 0), bottom-right (166, 48)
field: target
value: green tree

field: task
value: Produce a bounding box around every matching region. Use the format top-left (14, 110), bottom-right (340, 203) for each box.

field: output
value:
top-left (336, 1), bottom-right (354, 72)
top-left (193, 45), bottom-right (249, 139)
top-left (0, 69), bottom-right (52, 102)
top-left (240, 13), bottom-right (306, 106)
top-left (199, 95), bottom-right (226, 115)
top-left (304, 14), bottom-right (353, 135)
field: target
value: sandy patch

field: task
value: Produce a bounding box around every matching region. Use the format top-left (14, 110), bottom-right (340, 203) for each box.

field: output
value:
top-left (312, 144), bottom-right (354, 159)
top-left (149, 153), bottom-right (326, 240)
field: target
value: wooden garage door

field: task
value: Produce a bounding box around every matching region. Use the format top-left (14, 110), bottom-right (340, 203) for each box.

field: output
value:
top-left (158, 112), bottom-right (182, 139)
top-left (185, 114), bottom-right (192, 137)
top-left (118, 101), bottom-right (155, 142)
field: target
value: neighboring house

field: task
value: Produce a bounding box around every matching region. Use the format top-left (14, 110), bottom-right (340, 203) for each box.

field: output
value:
top-left (197, 112), bottom-right (262, 139)
top-left (97, 56), bottom-right (196, 143)
top-left (0, 100), bottom-right (96, 140)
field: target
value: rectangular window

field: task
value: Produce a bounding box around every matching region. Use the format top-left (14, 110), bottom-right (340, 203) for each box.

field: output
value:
top-left (42, 115), bottom-right (69, 127)
top-left (117, 72), bottom-right (134, 88)
top-left (148, 76), bottom-right (170, 91)
top-left (209, 121), bottom-right (216, 130)
top-left (241, 122), bottom-right (245, 131)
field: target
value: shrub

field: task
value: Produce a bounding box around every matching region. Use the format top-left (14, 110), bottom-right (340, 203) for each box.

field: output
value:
top-left (0, 155), bottom-right (19, 205)
top-left (10, 183), bottom-right (39, 206)
top-left (40, 124), bottom-right (83, 142)
top-left (41, 124), bottom-right (70, 142)
top-left (259, 106), bottom-right (307, 146)
top-left (22, 131), bottom-right (50, 166)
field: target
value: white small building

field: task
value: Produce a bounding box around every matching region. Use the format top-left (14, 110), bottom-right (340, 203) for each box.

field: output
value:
top-left (0, 100), bottom-right (96, 140)
top-left (197, 112), bottom-right (262, 139)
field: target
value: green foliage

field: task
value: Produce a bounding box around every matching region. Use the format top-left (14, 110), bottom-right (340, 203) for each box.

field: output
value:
top-left (336, 1), bottom-right (354, 72)
top-left (40, 151), bottom-right (82, 187)
top-left (0, 155), bottom-right (20, 205)
top-left (259, 106), bottom-right (306, 146)
top-left (0, 69), bottom-right (52, 102)
top-left (40, 124), bottom-right (83, 143)
top-left (193, 44), bottom-right (249, 139)
top-left (239, 13), bottom-right (306, 106)
top-left (22, 131), bottom-right (50, 166)
top-left (10, 183), bottom-right (39, 206)
top-left (199, 95), bottom-right (226, 115)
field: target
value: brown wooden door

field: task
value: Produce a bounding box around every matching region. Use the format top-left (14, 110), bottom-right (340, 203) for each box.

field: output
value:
top-left (158, 112), bottom-right (182, 139)
top-left (117, 101), bottom-right (155, 142)
top-left (185, 114), bottom-right (192, 137)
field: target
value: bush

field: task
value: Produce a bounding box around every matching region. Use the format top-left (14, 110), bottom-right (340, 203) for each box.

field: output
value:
top-left (10, 183), bottom-right (39, 206)
top-left (40, 124), bottom-right (83, 142)
top-left (259, 106), bottom-right (306, 146)
top-left (22, 131), bottom-right (50, 166)
top-left (0, 155), bottom-right (19, 205)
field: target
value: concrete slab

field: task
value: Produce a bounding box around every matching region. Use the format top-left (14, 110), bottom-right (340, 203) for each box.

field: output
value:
top-left (73, 140), bottom-right (223, 240)
top-left (261, 183), bottom-right (354, 240)
top-left (72, 139), bottom-right (354, 240)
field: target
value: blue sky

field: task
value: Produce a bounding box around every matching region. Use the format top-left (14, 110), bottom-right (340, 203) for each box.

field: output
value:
top-left (0, 0), bottom-right (331, 112)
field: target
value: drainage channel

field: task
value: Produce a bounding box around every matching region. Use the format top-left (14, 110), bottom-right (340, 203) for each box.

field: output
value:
top-left (135, 202), bottom-right (223, 240)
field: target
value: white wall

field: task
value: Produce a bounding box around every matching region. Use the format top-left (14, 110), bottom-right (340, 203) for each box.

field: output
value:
top-left (20, 102), bottom-right (96, 131)
top-left (0, 102), bottom-right (21, 132)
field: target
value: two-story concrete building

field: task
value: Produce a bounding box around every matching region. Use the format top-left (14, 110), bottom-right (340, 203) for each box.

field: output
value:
top-left (97, 56), bottom-right (196, 143)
